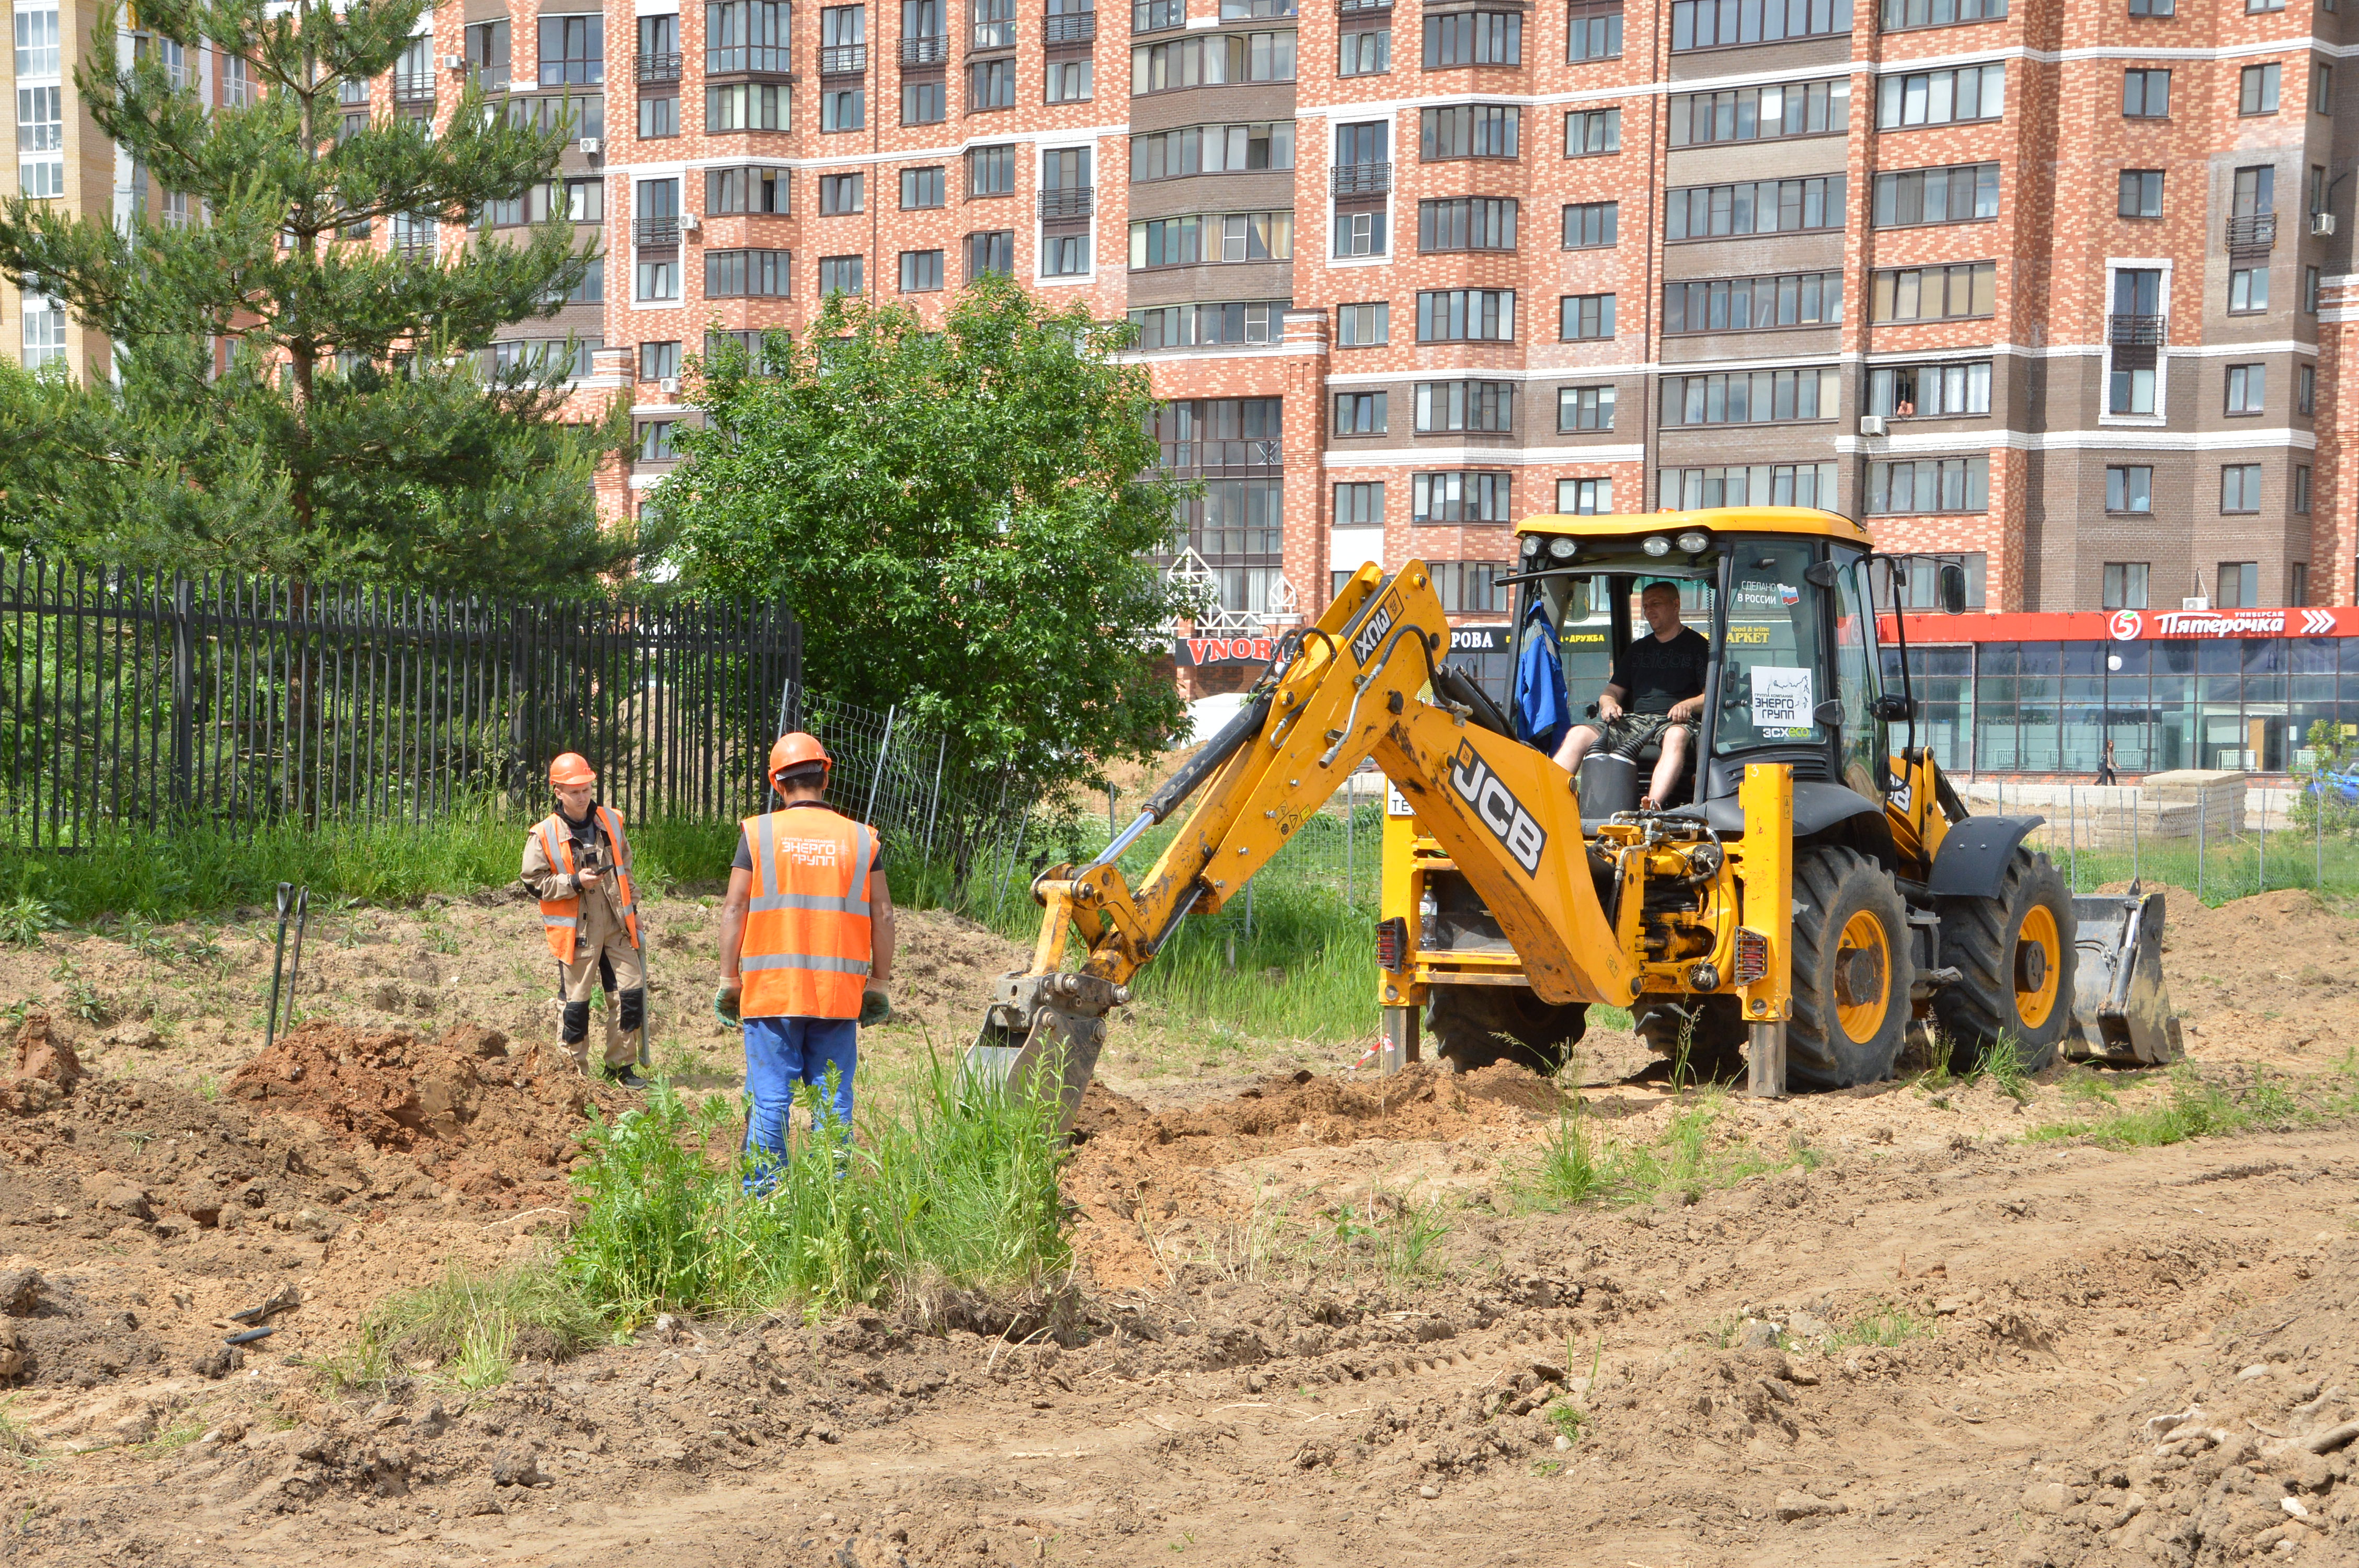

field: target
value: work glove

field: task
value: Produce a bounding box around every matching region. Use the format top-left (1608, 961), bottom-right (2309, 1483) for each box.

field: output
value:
top-left (857, 987), bottom-right (894, 1028)
top-left (713, 985), bottom-right (742, 1029)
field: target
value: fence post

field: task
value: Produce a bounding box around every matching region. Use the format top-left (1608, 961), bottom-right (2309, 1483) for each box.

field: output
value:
top-left (992, 799), bottom-right (1029, 924)
top-left (2319, 779), bottom-right (2326, 889)
top-left (865, 704), bottom-right (897, 826)
top-left (2197, 790), bottom-right (2207, 903)
top-left (2068, 786), bottom-right (2077, 893)
top-left (923, 733), bottom-right (946, 867)
top-left (170, 574), bottom-right (194, 814)
top-left (2258, 784), bottom-right (2266, 896)
top-left (2132, 779), bottom-right (2140, 884)
top-left (1345, 773), bottom-right (1355, 909)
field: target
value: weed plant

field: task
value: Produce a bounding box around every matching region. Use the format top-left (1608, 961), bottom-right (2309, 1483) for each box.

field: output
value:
top-left (2024, 1065), bottom-right (2316, 1148)
top-left (1828, 1301), bottom-right (1933, 1349)
top-left (322, 1258), bottom-right (604, 1394)
top-left (1514, 1095), bottom-right (1816, 1212)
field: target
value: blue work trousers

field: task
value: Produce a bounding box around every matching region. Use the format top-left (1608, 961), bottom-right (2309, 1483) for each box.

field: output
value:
top-left (742, 1014), bottom-right (858, 1188)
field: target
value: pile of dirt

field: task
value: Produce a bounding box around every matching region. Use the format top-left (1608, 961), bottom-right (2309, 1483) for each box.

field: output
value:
top-left (2137, 884), bottom-right (2359, 1069)
top-left (224, 1021), bottom-right (625, 1202)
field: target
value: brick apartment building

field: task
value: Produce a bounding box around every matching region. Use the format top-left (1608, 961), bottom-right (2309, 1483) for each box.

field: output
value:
top-left (8, 0), bottom-right (2359, 755)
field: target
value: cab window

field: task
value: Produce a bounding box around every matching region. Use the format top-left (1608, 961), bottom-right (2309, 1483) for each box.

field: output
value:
top-left (1716, 541), bottom-right (1827, 755)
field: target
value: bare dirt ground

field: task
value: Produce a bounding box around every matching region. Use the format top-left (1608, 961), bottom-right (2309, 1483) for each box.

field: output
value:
top-left (0, 883), bottom-right (2355, 1566)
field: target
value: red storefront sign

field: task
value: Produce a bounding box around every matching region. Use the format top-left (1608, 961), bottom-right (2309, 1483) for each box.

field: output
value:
top-left (1891, 606), bottom-right (2359, 644)
top-left (1174, 635), bottom-right (1276, 666)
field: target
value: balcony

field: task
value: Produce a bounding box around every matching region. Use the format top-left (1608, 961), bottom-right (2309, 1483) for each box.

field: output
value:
top-left (820, 42), bottom-right (868, 72)
top-left (1162, 437), bottom-right (1280, 474)
top-left (635, 216), bottom-right (682, 246)
top-left (636, 52), bottom-right (681, 82)
top-left (2225, 212), bottom-right (2277, 256)
top-left (706, 45), bottom-right (791, 74)
top-left (2106, 313), bottom-right (2167, 347)
top-left (1038, 186), bottom-right (1094, 218)
top-left (972, 18), bottom-right (1016, 47)
top-left (900, 33), bottom-right (950, 61)
top-left (392, 73), bottom-right (436, 103)
top-left (1044, 10), bottom-right (1097, 41)
top-left (1330, 161), bottom-right (1391, 196)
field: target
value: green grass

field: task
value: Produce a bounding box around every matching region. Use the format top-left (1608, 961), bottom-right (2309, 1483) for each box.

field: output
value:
top-left (321, 1257), bottom-right (606, 1394)
top-left (1513, 1096), bottom-right (1817, 1212)
top-left (1828, 1301), bottom-right (1933, 1349)
top-left (563, 1050), bottom-right (1070, 1324)
top-left (2024, 1066), bottom-right (2318, 1149)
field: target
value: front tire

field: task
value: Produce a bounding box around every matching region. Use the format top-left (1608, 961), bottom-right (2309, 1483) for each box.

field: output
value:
top-left (1787, 845), bottom-right (1916, 1091)
top-left (1931, 848), bottom-right (2075, 1073)
top-left (1428, 986), bottom-right (1588, 1075)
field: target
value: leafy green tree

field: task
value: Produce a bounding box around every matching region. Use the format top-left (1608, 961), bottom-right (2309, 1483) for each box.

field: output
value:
top-left (0, 0), bottom-right (633, 591)
top-left (657, 275), bottom-right (1191, 798)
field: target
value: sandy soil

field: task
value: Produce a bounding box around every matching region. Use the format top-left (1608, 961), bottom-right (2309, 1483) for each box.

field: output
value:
top-left (0, 883), bottom-right (2353, 1566)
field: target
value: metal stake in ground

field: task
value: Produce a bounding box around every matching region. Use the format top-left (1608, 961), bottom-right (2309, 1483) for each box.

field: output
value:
top-left (280, 885), bottom-right (310, 1036)
top-left (264, 883), bottom-right (296, 1054)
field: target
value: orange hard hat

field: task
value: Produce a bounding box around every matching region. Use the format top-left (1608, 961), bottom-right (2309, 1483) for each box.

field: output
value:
top-left (549, 752), bottom-right (596, 788)
top-left (768, 732), bottom-right (830, 787)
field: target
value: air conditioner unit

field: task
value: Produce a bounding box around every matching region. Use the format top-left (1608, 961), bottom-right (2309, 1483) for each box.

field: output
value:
top-left (1858, 414), bottom-right (1887, 436)
top-left (660, 376), bottom-right (681, 396)
top-left (680, 212), bottom-right (700, 231)
top-left (2182, 596), bottom-right (2211, 612)
top-left (579, 136), bottom-right (601, 155)
top-left (444, 53), bottom-right (464, 68)
top-left (2312, 211), bottom-right (2337, 236)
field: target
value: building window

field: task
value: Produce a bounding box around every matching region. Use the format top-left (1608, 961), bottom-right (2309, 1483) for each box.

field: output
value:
top-left (970, 57), bottom-right (1015, 108)
top-left (20, 291), bottom-right (64, 369)
top-left (1670, 77), bottom-right (1847, 145)
top-left (901, 166), bottom-right (944, 207)
top-left (1881, 0), bottom-right (2004, 25)
top-left (1417, 289), bottom-right (1513, 342)
top-left (1337, 301), bottom-right (1388, 345)
top-left (2304, 266), bottom-right (2320, 314)
top-left (222, 52), bottom-right (255, 106)
top-left (1562, 201), bottom-right (1617, 249)
top-left (1559, 293), bottom-right (1615, 340)
top-left (1665, 175), bottom-right (1846, 238)
top-left (2238, 63), bottom-right (2279, 116)
top-left (1338, 27), bottom-right (1389, 74)
top-left (1335, 480), bottom-right (1384, 525)
top-left (966, 228), bottom-right (1014, 277)
top-left (1867, 456), bottom-right (1988, 514)
top-left (1423, 11), bottom-right (1520, 66)
top-left (817, 255), bottom-right (864, 295)
top-left (1130, 32), bottom-right (1298, 91)
top-left (706, 81), bottom-right (789, 130)
top-left (15, 84), bottom-right (62, 199)
top-left (1869, 360), bottom-right (1989, 417)
top-left (1041, 233), bottom-right (1090, 275)
top-left (638, 421), bottom-right (677, 460)
top-left (1432, 561), bottom-right (1509, 614)
top-left (2294, 465), bottom-right (2311, 514)
top-left (2215, 561), bottom-right (2258, 606)
top-left (1422, 103), bottom-right (1519, 160)
top-left (636, 257), bottom-right (679, 299)
top-left (1664, 367), bottom-right (1838, 426)
top-left (1558, 477), bottom-right (1612, 514)
top-left (2121, 67), bottom-right (2169, 117)
top-left (1876, 553), bottom-right (1985, 610)
top-left (638, 94), bottom-right (680, 136)
top-left (1046, 59), bottom-right (1092, 101)
top-left (2291, 562), bottom-right (2310, 605)
top-left (2117, 169), bottom-right (2162, 218)
top-left (822, 86), bottom-right (865, 130)
top-left (1415, 381), bottom-right (1514, 433)
top-left (1559, 384), bottom-right (1615, 431)
top-left (1563, 108), bottom-right (1620, 156)
top-left (1132, 213), bottom-right (1290, 264)
top-left (15, 6), bottom-right (60, 76)
top-left (1413, 471), bottom-right (1511, 524)
top-left (1872, 162), bottom-right (1998, 226)
top-left (898, 248), bottom-right (945, 291)
top-left (1567, 3), bottom-right (1621, 59)
top-left (1664, 271), bottom-right (1842, 332)
top-left (2219, 466), bottom-right (2262, 515)
top-left (707, 0), bottom-right (790, 72)
top-left (1335, 391), bottom-right (1387, 434)
top-left (2250, 0), bottom-right (2284, 8)
top-left (2225, 363), bottom-right (2264, 414)
top-left (539, 13), bottom-right (605, 85)
top-left (819, 172), bottom-right (864, 214)
top-left (902, 78), bottom-right (946, 123)
top-left (708, 165), bottom-right (788, 213)
top-left (1129, 301), bottom-right (1288, 347)
top-left (1671, 0), bottom-right (1852, 50)
top-left (1870, 262), bottom-right (1996, 322)
top-left (1417, 197), bottom-right (1516, 252)
top-left (1133, 0), bottom-right (1183, 28)
top-left (1660, 463), bottom-right (1835, 509)
top-left (705, 248), bottom-right (794, 296)
top-left (2102, 562), bottom-right (2149, 609)
top-left (1877, 62), bottom-right (2003, 128)
top-left (642, 340), bottom-right (681, 381)
top-left (1334, 210), bottom-right (1384, 257)
top-left (2314, 62), bottom-right (2332, 108)
top-left (1133, 122), bottom-right (1296, 178)
top-left (2105, 466), bottom-right (2151, 513)
top-left (2298, 363), bottom-right (2315, 414)
top-left (2126, 0), bottom-right (2170, 12)
top-left (968, 142), bottom-right (1016, 195)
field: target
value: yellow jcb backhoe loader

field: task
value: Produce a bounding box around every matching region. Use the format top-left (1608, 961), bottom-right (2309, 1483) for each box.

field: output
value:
top-left (964, 506), bottom-right (2177, 1130)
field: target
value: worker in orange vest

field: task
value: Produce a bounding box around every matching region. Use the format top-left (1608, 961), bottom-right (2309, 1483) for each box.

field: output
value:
top-left (520, 753), bottom-right (650, 1088)
top-left (714, 733), bottom-right (896, 1179)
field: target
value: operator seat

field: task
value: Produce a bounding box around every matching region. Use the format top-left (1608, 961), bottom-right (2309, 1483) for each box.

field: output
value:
top-left (1574, 709), bottom-right (1699, 824)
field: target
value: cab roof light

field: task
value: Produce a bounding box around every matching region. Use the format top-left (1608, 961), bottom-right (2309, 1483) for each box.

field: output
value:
top-left (1641, 535), bottom-right (1671, 557)
top-left (1547, 537), bottom-right (1577, 560)
top-left (1675, 529), bottom-right (1711, 554)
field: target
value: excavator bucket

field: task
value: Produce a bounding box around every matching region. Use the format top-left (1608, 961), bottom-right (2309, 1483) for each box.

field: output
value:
top-left (959, 972), bottom-right (1123, 1137)
top-left (2065, 885), bottom-right (2181, 1066)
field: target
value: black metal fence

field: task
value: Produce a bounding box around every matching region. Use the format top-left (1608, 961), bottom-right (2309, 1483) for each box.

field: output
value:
top-left (0, 557), bottom-right (800, 844)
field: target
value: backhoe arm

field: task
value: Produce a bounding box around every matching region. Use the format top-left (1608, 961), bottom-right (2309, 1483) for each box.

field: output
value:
top-left (962, 562), bottom-right (1636, 1131)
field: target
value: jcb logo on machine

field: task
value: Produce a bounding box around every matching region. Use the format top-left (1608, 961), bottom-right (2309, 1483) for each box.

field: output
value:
top-left (1449, 741), bottom-right (1547, 875)
top-left (1348, 591), bottom-right (1401, 666)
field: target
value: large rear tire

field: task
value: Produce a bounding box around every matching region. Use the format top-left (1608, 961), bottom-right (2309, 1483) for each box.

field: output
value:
top-left (1788, 845), bottom-right (1916, 1091)
top-left (1428, 986), bottom-right (1588, 1075)
top-left (1931, 848), bottom-right (2074, 1073)
top-left (1631, 996), bottom-right (1748, 1082)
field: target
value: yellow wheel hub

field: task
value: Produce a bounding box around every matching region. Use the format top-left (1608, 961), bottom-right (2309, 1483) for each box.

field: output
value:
top-left (1833, 910), bottom-right (1892, 1043)
top-left (2013, 905), bottom-right (2063, 1030)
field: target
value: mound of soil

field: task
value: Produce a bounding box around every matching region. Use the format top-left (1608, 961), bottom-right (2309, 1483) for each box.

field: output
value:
top-left (2140, 884), bottom-right (2359, 1067)
top-left (226, 1021), bottom-right (626, 1201)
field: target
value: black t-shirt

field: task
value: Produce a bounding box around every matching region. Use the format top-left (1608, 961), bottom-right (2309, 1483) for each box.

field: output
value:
top-left (1609, 627), bottom-right (1710, 716)
top-left (734, 800), bottom-right (885, 872)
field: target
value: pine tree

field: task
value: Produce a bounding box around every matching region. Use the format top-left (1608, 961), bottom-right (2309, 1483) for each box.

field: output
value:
top-left (0, 0), bottom-right (634, 592)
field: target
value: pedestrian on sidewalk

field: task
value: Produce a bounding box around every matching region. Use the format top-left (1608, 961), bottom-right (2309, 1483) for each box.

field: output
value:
top-left (714, 733), bottom-right (897, 1186)
top-left (520, 753), bottom-right (650, 1088)
top-left (2094, 736), bottom-right (2118, 787)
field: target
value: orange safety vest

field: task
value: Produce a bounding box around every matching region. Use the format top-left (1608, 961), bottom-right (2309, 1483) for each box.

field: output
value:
top-left (738, 806), bottom-right (875, 1020)
top-left (536, 807), bottom-right (640, 963)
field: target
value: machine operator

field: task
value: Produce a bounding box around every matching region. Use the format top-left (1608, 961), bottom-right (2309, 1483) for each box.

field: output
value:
top-left (1550, 581), bottom-right (1710, 810)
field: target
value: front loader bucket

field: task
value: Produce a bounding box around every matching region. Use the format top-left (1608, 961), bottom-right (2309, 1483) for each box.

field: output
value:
top-left (2066, 886), bottom-right (2181, 1066)
top-left (958, 971), bottom-right (1119, 1137)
